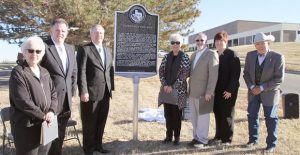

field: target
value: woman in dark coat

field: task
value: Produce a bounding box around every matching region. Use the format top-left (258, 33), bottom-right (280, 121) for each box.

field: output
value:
top-left (158, 33), bottom-right (190, 145)
top-left (9, 36), bottom-right (57, 155)
top-left (212, 31), bottom-right (241, 144)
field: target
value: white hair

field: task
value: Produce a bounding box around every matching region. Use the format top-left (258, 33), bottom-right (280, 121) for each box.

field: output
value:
top-left (20, 36), bottom-right (45, 56)
top-left (169, 33), bottom-right (183, 44)
top-left (90, 24), bottom-right (105, 34)
top-left (197, 32), bottom-right (207, 40)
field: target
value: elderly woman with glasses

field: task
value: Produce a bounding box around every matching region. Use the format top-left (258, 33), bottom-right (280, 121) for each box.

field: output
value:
top-left (158, 33), bottom-right (190, 145)
top-left (9, 36), bottom-right (57, 155)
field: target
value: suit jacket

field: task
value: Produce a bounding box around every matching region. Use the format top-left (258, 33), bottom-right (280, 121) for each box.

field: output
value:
top-left (243, 50), bottom-right (285, 106)
top-left (40, 39), bottom-right (77, 114)
top-left (77, 42), bottom-right (113, 101)
top-left (215, 48), bottom-right (241, 94)
top-left (189, 48), bottom-right (219, 114)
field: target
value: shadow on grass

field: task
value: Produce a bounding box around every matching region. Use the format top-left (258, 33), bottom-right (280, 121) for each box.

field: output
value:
top-left (114, 119), bottom-right (132, 125)
top-left (235, 116), bottom-right (288, 124)
top-left (101, 140), bottom-right (265, 155)
top-left (62, 145), bottom-right (84, 155)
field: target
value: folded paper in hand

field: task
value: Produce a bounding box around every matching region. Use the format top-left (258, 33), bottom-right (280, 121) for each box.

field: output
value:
top-left (40, 115), bottom-right (58, 145)
top-left (158, 88), bottom-right (178, 105)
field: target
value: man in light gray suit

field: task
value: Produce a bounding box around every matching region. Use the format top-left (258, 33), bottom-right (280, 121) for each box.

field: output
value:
top-left (188, 33), bottom-right (219, 146)
top-left (243, 32), bottom-right (285, 153)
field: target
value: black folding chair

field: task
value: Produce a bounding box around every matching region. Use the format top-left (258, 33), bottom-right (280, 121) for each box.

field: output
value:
top-left (0, 107), bottom-right (14, 154)
top-left (64, 119), bottom-right (82, 147)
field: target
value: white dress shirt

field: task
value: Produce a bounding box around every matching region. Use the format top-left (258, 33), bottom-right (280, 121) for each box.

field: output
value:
top-left (94, 44), bottom-right (105, 66)
top-left (258, 51), bottom-right (268, 66)
top-left (53, 40), bottom-right (68, 74)
top-left (193, 47), bottom-right (207, 69)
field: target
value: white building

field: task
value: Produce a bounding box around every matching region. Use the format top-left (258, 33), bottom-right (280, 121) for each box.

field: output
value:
top-left (188, 20), bottom-right (300, 51)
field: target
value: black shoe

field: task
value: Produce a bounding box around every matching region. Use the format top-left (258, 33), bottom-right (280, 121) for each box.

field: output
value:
top-left (208, 138), bottom-right (222, 145)
top-left (84, 148), bottom-right (94, 155)
top-left (265, 147), bottom-right (275, 153)
top-left (245, 141), bottom-right (258, 148)
top-left (222, 142), bottom-right (231, 146)
top-left (188, 139), bottom-right (202, 147)
top-left (173, 137), bottom-right (180, 146)
top-left (163, 137), bottom-right (172, 143)
top-left (84, 151), bottom-right (94, 155)
top-left (96, 148), bottom-right (110, 154)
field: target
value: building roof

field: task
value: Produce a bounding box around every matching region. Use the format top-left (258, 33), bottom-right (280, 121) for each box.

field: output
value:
top-left (189, 20), bottom-right (282, 43)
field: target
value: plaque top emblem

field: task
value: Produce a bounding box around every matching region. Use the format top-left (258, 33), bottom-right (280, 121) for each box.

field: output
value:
top-left (129, 6), bottom-right (146, 24)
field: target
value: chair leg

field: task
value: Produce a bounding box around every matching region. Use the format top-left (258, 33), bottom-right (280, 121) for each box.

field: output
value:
top-left (2, 133), bottom-right (6, 154)
top-left (8, 139), bottom-right (13, 155)
top-left (72, 126), bottom-right (82, 147)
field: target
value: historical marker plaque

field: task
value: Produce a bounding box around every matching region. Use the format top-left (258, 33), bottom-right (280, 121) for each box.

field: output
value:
top-left (114, 4), bottom-right (159, 77)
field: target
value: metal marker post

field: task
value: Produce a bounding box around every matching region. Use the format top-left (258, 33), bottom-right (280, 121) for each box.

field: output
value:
top-left (114, 4), bottom-right (159, 141)
top-left (132, 75), bottom-right (140, 140)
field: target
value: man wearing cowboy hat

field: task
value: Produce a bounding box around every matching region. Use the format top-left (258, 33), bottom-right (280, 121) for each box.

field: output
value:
top-left (243, 32), bottom-right (285, 153)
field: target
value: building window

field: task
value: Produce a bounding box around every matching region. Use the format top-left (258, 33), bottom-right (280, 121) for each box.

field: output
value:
top-left (232, 39), bottom-right (238, 46)
top-left (228, 40), bottom-right (232, 47)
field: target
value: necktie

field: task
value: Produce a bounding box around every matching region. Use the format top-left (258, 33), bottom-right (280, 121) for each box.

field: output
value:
top-left (99, 48), bottom-right (105, 67)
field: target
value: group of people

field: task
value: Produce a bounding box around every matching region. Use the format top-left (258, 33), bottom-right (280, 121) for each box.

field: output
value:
top-left (9, 18), bottom-right (113, 155)
top-left (158, 31), bottom-right (285, 153)
top-left (8, 17), bottom-right (285, 154)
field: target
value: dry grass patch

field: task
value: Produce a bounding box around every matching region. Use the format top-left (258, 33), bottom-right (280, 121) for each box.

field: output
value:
top-left (0, 65), bottom-right (300, 154)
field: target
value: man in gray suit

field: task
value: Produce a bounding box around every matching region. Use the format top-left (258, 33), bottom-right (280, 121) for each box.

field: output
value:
top-left (77, 24), bottom-right (113, 155)
top-left (40, 18), bottom-right (77, 155)
top-left (188, 33), bottom-right (219, 146)
top-left (243, 32), bottom-right (285, 153)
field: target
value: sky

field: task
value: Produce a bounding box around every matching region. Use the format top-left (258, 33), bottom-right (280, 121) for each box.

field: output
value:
top-left (1, 0), bottom-right (300, 62)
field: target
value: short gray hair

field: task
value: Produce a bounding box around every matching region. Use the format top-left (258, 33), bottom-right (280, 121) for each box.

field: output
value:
top-left (196, 32), bottom-right (207, 40)
top-left (169, 33), bottom-right (183, 44)
top-left (90, 24), bottom-right (105, 34)
top-left (21, 36), bottom-right (45, 56)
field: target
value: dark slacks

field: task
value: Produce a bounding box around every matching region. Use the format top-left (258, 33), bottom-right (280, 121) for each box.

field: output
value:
top-left (213, 91), bottom-right (238, 143)
top-left (48, 95), bottom-right (71, 155)
top-left (163, 103), bottom-right (182, 139)
top-left (12, 124), bottom-right (51, 155)
top-left (81, 86), bottom-right (110, 154)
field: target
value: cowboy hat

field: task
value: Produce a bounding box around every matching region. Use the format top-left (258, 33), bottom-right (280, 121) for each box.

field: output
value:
top-left (253, 32), bottom-right (275, 44)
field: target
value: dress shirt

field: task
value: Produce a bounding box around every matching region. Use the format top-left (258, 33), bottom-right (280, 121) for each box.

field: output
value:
top-left (257, 51), bottom-right (268, 66)
top-left (94, 44), bottom-right (105, 66)
top-left (193, 47), bottom-right (206, 69)
top-left (52, 40), bottom-right (69, 74)
top-left (250, 51), bottom-right (269, 91)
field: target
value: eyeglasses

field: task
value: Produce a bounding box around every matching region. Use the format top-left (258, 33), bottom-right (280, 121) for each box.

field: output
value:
top-left (171, 41), bottom-right (180, 45)
top-left (196, 39), bottom-right (204, 42)
top-left (27, 49), bottom-right (42, 54)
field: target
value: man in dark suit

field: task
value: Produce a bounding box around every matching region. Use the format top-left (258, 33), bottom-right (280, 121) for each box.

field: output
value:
top-left (40, 18), bottom-right (77, 155)
top-left (243, 32), bottom-right (285, 153)
top-left (77, 24), bottom-right (113, 155)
